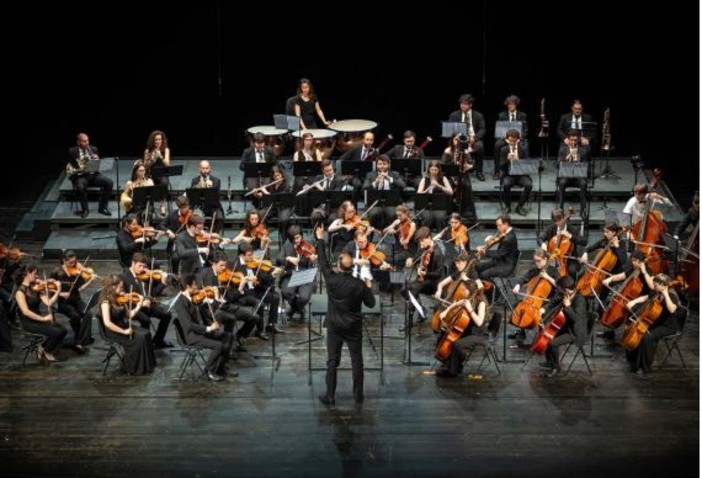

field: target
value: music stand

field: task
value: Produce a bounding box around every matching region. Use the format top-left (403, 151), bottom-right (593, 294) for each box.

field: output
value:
top-left (403, 290), bottom-right (429, 366)
top-left (243, 162), bottom-right (275, 189)
top-left (150, 164), bottom-right (184, 178)
top-left (441, 163), bottom-right (460, 178)
top-left (274, 114), bottom-right (301, 131)
top-left (391, 158), bottom-right (423, 183)
top-left (340, 160), bottom-right (373, 179)
top-left (441, 121), bottom-right (467, 138)
top-left (132, 184), bottom-right (168, 223)
top-left (185, 187), bottom-right (221, 216)
top-left (414, 193), bottom-right (451, 212)
top-left (508, 159), bottom-right (540, 176)
top-left (579, 121), bottom-right (598, 143)
top-left (293, 161), bottom-right (321, 178)
top-left (494, 121), bottom-right (523, 139)
top-left (365, 189), bottom-right (402, 209)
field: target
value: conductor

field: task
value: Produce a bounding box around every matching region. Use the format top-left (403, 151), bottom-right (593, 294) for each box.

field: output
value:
top-left (314, 226), bottom-right (376, 406)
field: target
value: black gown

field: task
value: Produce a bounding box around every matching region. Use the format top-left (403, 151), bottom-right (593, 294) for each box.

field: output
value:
top-left (296, 95), bottom-right (319, 129)
top-left (100, 301), bottom-right (156, 375)
top-left (18, 285), bottom-right (67, 353)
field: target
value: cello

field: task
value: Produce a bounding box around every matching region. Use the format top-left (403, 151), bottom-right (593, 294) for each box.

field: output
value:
top-left (511, 270), bottom-right (555, 329)
top-left (575, 228), bottom-right (626, 297)
top-left (620, 278), bottom-right (686, 351)
top-left (678, 221), bottom-right (699, 296)
top-left (435, 284), bottom-right (480, 362)
top-left (600, 262), bottom-right (646, 329)
top-left (530, 292), bottom-right (571, 355)
top-left (630, 169), bottom-right (668, 274)
top-left (547, 207), bottom-right (575, 277)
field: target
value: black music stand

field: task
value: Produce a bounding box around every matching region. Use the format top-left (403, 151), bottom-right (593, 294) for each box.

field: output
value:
top-left (403, 290), bottom-right (429, 366)
top-left (292, 161), bottom-right (321, 178)
top-left (185, 187), bottom-right (221, 217)
top-left (151, 164), bottom-right (184, 215)
top-left (309, 190), bottom-right (354, 213)
top-left (132, 185), bottom-right (168, 224)
top-left (441, 121), bottom-right (467, 138)
top-left (391, 158), bottom-right (423, 184)
top-left (340, 160), bottom-right (373, 180)
top-left (365, 189), bottom-right (402, 209)
top-left (414, 193), bottom-right (451, 213)
top-left (243, 162), bottom-right (275, 189)
top-left (441, 163), bottom-right (460, 178)
top-left (558, 162), bottom-right (590, 218)
top-left (494, 121), bottom-right (523, 139)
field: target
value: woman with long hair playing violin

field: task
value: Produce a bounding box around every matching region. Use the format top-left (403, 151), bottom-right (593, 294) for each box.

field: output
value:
top-left (383, 205), bottom-right (417, 267)
top-left (14, 262), bottom-right (65, 363)
top-left (433, 255), bottom-right (488, 377)
top-left (99, 274), bottom-right (156, 375)
top-left (624, 274), bottom-right (687, 375)
top-left (277, 225), bottom-right (318, 323)
top-left (232, 209), bottom-right (272, 251)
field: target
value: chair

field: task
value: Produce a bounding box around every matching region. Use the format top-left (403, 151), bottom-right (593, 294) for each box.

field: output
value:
top-left (658, 306), bottom-right (688, 370)
top-left (462, 310), bottom-right (502, 375)
top-left (171, 318), bottom-right (206, 381)
top-left (560, 311), bottom-right (597, 376)
top-left (14, 308), bottom-right (47, 367)
top-left (92, 293), bottom-right (126, 375)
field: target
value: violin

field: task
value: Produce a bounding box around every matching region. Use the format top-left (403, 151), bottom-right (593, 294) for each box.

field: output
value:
top-left (295, 240), bottom-right (316, 258)
top-left (344, 214), bottom-right (371, 232)
top-left (547, 207), bottom-right (575, 277)
top-left (398, 219), bottom-right (413, 250)
top-left (65, 265), bottom-right (98, 281)
top-left (0, 244), bottom-right (26, 261)
top-left (195, 231), bottom-right (223, 244)
top-left (131, 225), bottom-right (165, 238)
top-left (217, 268), bottom-right (245, 286)
top-left (245, 258), bottom-right (276, 273)
top-left (476, 232), bottom-right (507, 258)
top-left (359, 244), bottom-right (388, 267)
top-left (416, 247), bottom-right (432, 283)
top-left (116, 292), bottom-right (143, 306)
top-left (178, 208), bottom-right (193, 226)
top-left (191, 287), bottom-right (217, 305)
top-left (451, 224), bottom-right (469, 249)
top-left (30, 279), bottom-right (60, 292)
top-left (248, 223), bottom-right (269, 240)
top-left (136, 270), bottom-right (166, 282)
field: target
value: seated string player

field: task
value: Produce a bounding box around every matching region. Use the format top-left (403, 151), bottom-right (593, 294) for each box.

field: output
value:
top-left (383, 205), bottom-right (417, 268)
top-left (475, 214), bottom-right (519, 282)
top-left (498, 129), bottom-right (531, 216)
top-left (276, 226), bottom-right (318, 324)
top-left (402, 227), bottom-right (446, 327)
top-left (556, 130), bottom-right (591, 218)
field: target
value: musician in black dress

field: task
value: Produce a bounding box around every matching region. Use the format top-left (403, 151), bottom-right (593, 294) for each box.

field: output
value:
top-left (175, 273), bottom-right (235, 381)
top-left (539, 275), bottom-right (589, 376)
top-left (362, 155), bottom-right (406, 230)
top-left (293, 78), bottom-right (333, 130)
top-left (539, 208), bottom-right (587, 279)
top-left (51, 250), bottom-right (95, 352)
top-left (66, 132), bottom-right (114, 218)
top-left (579, 222), bottom-right (628, 276)
top-left (448, 94), bottom-right (486, 181)
top-left (556, 99), bottom-right (594, 145)
top-left (625, 274), bottom-right (687, 375)
top-left (140, 130), bottom-right (171, 216)
top-left (98, 274), bottom-right (156, 375)
top-left (240, 132), bottom-right (277, 191)
top-left (498, 129), bottom-right (531, 216)
top-left (475, 214), bottom-right (519, 280)
top-left (402, 227), bottom-right (446, 326)
top-left (277, 226), bottom-right (318, 323)
top-left (557, 130), bottom-right (591, 218)
top-left (383, 205), bottom-right (417, 267)
top-left (14, 263), bottom-right (65, 363)
top-left (314, 226), bottom-right (376, 405)
top-left (495, 95), bottom-right (529, 166)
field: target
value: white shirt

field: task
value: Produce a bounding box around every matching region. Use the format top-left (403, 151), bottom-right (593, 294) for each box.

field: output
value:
top-left (256, 149), bottom-right (265, 163)
top-left (240, 258), bottom-right (256, 289)
top-left (623, 194), bottom-right (673, 224)
top-left (570, 115), bottom-right (582, 130)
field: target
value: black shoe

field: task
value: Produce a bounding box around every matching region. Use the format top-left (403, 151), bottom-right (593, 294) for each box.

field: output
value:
top-left (79, 210), bottom-right (89, 218)
top-left (218, 366), bottom-right (238, 378)
top-left (515, 205), bottom-right (528, 217)
top-left (476, 172), bottom-right (485, 181)
top-left (153, 340), bottom-right (174, 349)
top-left (538, 361), bottom-right (554, 370)
top-left (254, 331), bottom-right (270, 341)
top-left (84, 337), bottom-right (95, 346)
top-left (266, 324), bottom-right (286, 334)
top-left (354, 394), bottom-right (365, 404)
top-left (508, 331), bottom-right (526, 340)
top-left (503, 206), bottom-right (512, 214)
top-left (493, 172), bottom-right (500, 180)
top-left (207, 371), bottom-right (224, 382)
top-left (318, 395), bottom-right (335, 406)
top-left (235, 338), bottom-right (247, 352)
top-left (436, 367), bottom-right (458, 378)
top-left (98, 208), bottom-right (112, 216)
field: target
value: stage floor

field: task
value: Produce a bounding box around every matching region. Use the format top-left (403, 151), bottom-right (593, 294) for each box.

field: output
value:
top-left (0, 253), bottom-right (697, 477)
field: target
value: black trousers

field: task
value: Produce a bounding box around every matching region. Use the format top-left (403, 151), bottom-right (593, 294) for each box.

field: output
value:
top-left (56, 299), bottom-right (92, 346)
top-left (237, 288), bottom-right (280, 325)
top-left (476, 258), bottom-right (514, 281)
top-left (457, 177), bottom-right (477, 222)
top-left (403, 280), bottom-right (439, 318)
top-left (545, 329), bottom-right (580, 369)
top-left (133, 302), bottom-right (172, 344)
top-left (203, 302), bottom-right (260, 338)
top-left (0, 306), bottom-right (12, 352)
top-left (502, 175), bottom-right (532, 208)
top-left (72, 173), bottom-right (114, 212)
top-left (280, 276), bottom-right (317, 314)
top-left (469, 141), bottom-right (485, 173)
top-left (367, 206), bottom-right (396, 230)
top-left (188, 330), bottom-right (232, 373)
top-left (557, 178), bottom-right (588, 212)
top-left (325, 325), bottom-right (364, 400)
top-left (21, 317), bottom-right (67, 353)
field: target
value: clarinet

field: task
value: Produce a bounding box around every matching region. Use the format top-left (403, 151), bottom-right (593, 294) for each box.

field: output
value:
top-left (226, 175), bottom-right (233, 215)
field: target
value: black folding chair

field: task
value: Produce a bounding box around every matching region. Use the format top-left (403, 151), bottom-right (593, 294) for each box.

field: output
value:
top-left (171, 318), bottom-right (206, 381)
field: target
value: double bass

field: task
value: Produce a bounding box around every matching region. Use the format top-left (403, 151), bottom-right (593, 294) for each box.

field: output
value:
top-left (631, 169), bottom-right (668, 274)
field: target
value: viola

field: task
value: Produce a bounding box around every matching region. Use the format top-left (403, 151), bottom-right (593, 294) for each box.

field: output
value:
top-left (131, 225), bottom-right (165, 238)
top-left (294, 240), bottom-right (316, 257)
top-left (30, 279), bottom-right (60, 292)
top-left (359, 244), bottom-right (388, 267)
top-left (511, 272), bottom-right (554, 329)
top-left (547, 207), bottom-right (575, 277)
top-left (476, 232), bottom-right (507, 258)
top-left (191, 287), bottom-right (216, 305)
top-left (116, 292), bottom-right (143, 306)
top-left (416, 247), bottom-right (432, 283)
top-left (0, 244), bottom-right (26, 261)
top-left (217, 269), bottom-right (245, 286)
top-left (344, 214), bottom-right (371, 232)
top-left (195, 231), bottom-right (223, 244)
top-left (245, 259), bottom-right (276, 272)
top-left (451, 224), bottom-right (469, 249)
top-left (136, 270), bottom-right (166, 282)
top-left (248, 223), bottom-right (269, 240)
top-left (398, 219), bottom-right (413, 250)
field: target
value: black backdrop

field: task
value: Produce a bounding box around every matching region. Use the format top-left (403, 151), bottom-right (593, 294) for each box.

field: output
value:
top-left (10, 1), bottom-right (699, 205)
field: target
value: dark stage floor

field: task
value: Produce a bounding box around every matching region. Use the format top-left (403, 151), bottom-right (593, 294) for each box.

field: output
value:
top-left (0, 251), bottom-right (698, 477)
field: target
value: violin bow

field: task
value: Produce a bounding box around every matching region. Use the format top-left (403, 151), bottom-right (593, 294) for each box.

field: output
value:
top-left (66, 254), bottom-right (91, 296)
top-left (206, 211), bottom-right (217, 250)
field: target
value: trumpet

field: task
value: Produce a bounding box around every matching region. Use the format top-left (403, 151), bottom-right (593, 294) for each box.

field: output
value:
top-left (195, 174), bottom-right (213, 189)
top-left (567, 140), bottom-right (579, 161)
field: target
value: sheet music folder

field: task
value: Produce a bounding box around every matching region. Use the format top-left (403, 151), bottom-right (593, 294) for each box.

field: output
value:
top-left (441, 122), bottom-right (467, 138)
top-left (558, 162), bottom-right (589, 178)
top-left (508, 159), bottom-right (540, 176)
top-left (494, 121), bottom-right (523, 139)
top-left (288, 268), bottom-right (318, 288)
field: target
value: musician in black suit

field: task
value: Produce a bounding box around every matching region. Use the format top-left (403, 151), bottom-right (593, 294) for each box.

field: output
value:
top-left (314, 226), bottom-right (376, 406)
top-left (448, 94), bottom-right (487, 180)
top-left (556, 99), bottom-right (594, 145)
top-left (385, 130), bottom-right (424, 188)
top-left (339, 132), bottom-right (376, 162)
top-left (498, 129), bottom-right (532, 216)
top-left (173, 215), bottom-right (210, 275)
top-left (240, 132), bottom-right (277, 190)
top-left (116, 214), bottom-right (169, 268)
top-left (175, 273), bottom-right (235, 381)
top-left (66, 133), bottom-right (114, 218)
top-left (309, 160), bottom-right (345, 226)
top-left (190, 160), bottom-right (225, 234)
top-left (538, 208), bottom-right (587, 279)
top-left (121, 253), bottom-right (173, 348)
top-left (475, 214), bottom-right (520, 280)
top-left (276, 226), bottom-right (318, 323)
top-left (402, 227), bottom-right (446, 327)
top-left (557, 130), bottom-right (591, 218)
top-left (362, 155), bottom-right (406, 229)
top-left (539, 276), bottom-right (589, 376)
top-left (495, 95), bottom-right (529, 178)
